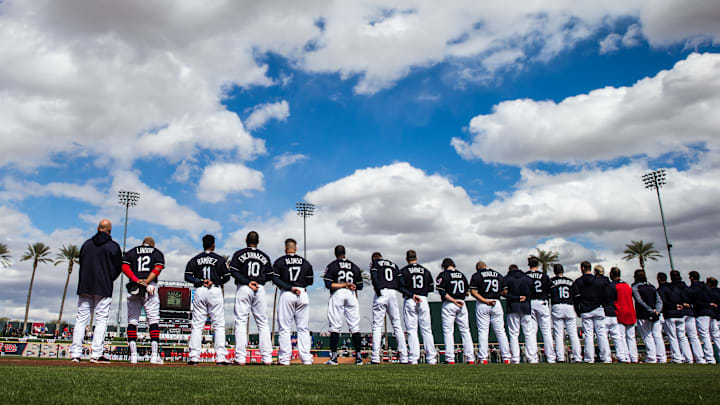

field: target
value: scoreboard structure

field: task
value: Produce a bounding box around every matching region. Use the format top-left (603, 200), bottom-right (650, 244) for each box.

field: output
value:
top-left (157, 281), bottom-right (193, 340)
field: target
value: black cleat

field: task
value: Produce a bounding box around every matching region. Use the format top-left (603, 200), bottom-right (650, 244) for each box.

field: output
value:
top-left (187, 361), bottom-right (199, 365)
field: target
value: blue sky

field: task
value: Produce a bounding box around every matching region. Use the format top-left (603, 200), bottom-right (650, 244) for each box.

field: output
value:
top-left (1, 1), bottom-right (719, 329)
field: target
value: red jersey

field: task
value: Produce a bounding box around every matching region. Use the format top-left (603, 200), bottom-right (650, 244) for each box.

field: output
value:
top-left (614, 281), bottom-right (636, 325)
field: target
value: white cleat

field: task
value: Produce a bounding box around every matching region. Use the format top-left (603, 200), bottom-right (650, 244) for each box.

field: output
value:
top-left (150, 356), bottom-right (164, 365)
top-left (129, 354), bottom-right (138, 364)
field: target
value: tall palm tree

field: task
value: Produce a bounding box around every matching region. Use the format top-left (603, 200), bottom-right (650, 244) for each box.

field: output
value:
top-left (622, 240), bottom-right (662, 271)
top-left (54, 244), bottom-right (80, 335)
top-left (20, 242), bottom-right (52, 334)
top-left (0, 243), bottom-right (11, 267)
top-left (536, 248), bottom-right (560, 273)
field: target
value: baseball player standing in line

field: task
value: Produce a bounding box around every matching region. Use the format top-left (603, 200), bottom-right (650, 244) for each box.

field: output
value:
top-left (184, 235), bottom-right (231, 365)
top-left (122, 236), bottom-right (165, 364)
top-left (369, 252), bottom-right (409, 364)
top-left (595, 265), bottom-right (628, 362)
top-left (436, 258), bottom-right (475, 364)
top-left (549, 264), bottom-right (582, 363)
top-left (228, 231), bottom-right (273, 366)
top-left (572, 261), bottom-right (611, 363)
top-left (469, 261), bottom-right (510, 364)
top-left (670, 270), bottom-right (698, 363)
top-left (505, 264), bottom-right (537, 363)
top-left (323, 245), bottom-right (364, 365)
top-left (525, 256), bottom-right (556, 363)
top-left (706, 277), bottom-right (720, 355)
top-left (610, 267), bottom-right (638, 363)
top-left (687, 271), bottom-right (716, 364)
top-left (70, 219), bottom-right (122, 363)
top-left (632, 269), bottom-right (663, 363)
top-left (272, 238), bottom-right (314, 366)
top-left (399, 250), bottom-right (437, 365)
top-left (657, 272), bottom-right (693, 363)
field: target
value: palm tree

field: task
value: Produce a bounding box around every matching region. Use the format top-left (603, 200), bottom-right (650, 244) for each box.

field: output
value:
top-left (20, 243), bottom-right (52, 335)
top-left (622, 240), bottom-right (662, 271)
top-left (0, 243), bottom-right (11, 267)
top-left (54, 245), bottom-right (80, 335)
top-left (536, 248), bottom-right (560, 273)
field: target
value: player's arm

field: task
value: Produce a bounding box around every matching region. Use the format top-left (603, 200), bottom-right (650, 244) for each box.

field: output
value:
top-left (271, 261), bottom-right (292, 291)
top-left (396, 272), bottom-right (413, 299)
top-left (228, 254), bottom-right (251, 285)
top-left (323, 265), bottom-right (345, 290)
top-left (370, 264), bottom-right (382, 296)
top-left (121, 251), bottom-right (140, 283)
top-left (304, 262), bottom-right (314, 286)
top-left (353, 264), bottom-right (364, 291)
top-left (184, 261), bottom-right (203, 288)
top-left (144, 250), bottom-right (165, 284)
top-left (218, 257), bottom-right (231, 285)
top-left (469, 278), bottom-right (494, 305)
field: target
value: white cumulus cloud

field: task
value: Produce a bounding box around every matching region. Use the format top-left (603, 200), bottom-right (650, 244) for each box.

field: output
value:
top-left (245, 100), bottom-right (291, 131)
top-left (196, 163), bottom-right (265, 203)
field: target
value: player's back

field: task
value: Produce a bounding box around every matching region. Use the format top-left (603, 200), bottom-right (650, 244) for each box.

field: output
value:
top-left (550, 276), bottom-right (573, 305)
top-left (324, 258), bottom-right (361, 290)
top-left (124, 244), bottom-right (164, 280)
top-left (273, 254), bottom-right (313, 287)
top-left (436, 268), bottom-right (468, 300)
top-left (229, 247), bottom-right (272, 284)
top-left (470, 268), bottom-right (503, 299)
top-left (371, 259), bottom-right (400, 290)
top-left (400, 262), bottom-right (433, 296)
top-left (504, 269), bottom-right (532, 314)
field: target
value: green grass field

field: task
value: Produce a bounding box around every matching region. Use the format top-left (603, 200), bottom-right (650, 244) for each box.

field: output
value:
top-left (0, 362), bottom-right (718, 404)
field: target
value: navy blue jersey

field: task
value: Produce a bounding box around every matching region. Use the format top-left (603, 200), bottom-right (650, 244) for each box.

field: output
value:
top-left (688, 281), bottom-right (714, 317)
top-left (122, 244), bottom-right (165, 280)
top-left (184, 251), bottom-right (229, 288)
top-left (323, 259), bottom-right (363, 292)
top-left (228, 247), bottom-right (272, 285)
top-left (572, 274), bottom-right (605, 314)
top-left (526, 270), bottom-right (551, 300)
top-left (272, 254), bottom-right (313, 288)
top-left (436, 269), bottom-right (468, 301)
top-left (550, 276), bottom-right (574, 305)
top-left (370, 259), bottom-right (400, 290)
top-left (399, 263), bottom-right (434, 296)
top-left (504, 269), bottom-right (532, 314)
top-left (708, 287), bottom-right (720, 320)
top-left (469, 268), bottom-right (504, 299)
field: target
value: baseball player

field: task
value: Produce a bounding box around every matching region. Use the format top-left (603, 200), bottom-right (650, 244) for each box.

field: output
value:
top-left (369, 252), bottom-right (409, 364)
top-left (399, 250), bottom-right (437, 365)
top-left (632, 269), bottom-right (663, 363)
top-left (436, 258), bottom-right (475, 364)
top-left (671, 270), bottom-right (700, 363)
top-left (706, 277), bottom-right (720, 356)
top-left (526, 256), bottom-right (556, 363)
top-left (228, 231), bottom-right (273, 366)
top-left (122, 236), bottom-right (165, 364)
top-left (657, 271), bottom-right (692, 363)
top-left (595, 265), bottom-right (628, 362)
top-left (70, 219), bottom-right (122, 363)
top-left (323, 245), bottom-right (364, 365)
top-left (505, 264), bottom-right (537, 363)
top-left (469, 261), bottom-right (510, 364)
top-left (688, 271), bottom-right (716, 364)
top-left (549, 264), bottom-right (582, 363)
top-left (272, 238), bottom-right (314, 366)
top-left (572, 261), bottom-right (611, 363)
top-left (610, 267), bottom-right (638, 363)
top-left (184, 234), bottom-right (230, 365)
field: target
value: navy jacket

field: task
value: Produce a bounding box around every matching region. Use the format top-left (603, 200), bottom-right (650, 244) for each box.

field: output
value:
top-left (504, 269), bottom-right (532, 314)
top-left (596, 275), bottom-right (617, 317)
top-left (688, 281), bottom-right (714, 317)
top-left (670, 281), bottom-right (693, 316)
top-left (571, 274), bottom-right (605, 314)
top-left (77, 231), bottom-right (122, 297)
top-left (708, 287), bottom-right (720, 320)
top-left (657, 282), bottom-right (686, 319)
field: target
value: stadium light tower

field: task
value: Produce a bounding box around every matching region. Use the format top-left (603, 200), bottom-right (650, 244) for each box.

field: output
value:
top-left (116, 190), bottom-right (140, 326)
top-left (296, 202), bottom-right (315, 258)
top-left (642, 169), bottom-right (674, 270)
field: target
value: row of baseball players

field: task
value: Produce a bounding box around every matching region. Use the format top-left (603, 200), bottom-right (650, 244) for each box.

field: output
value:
top-left (67, 220), bottom-right (720, 365)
